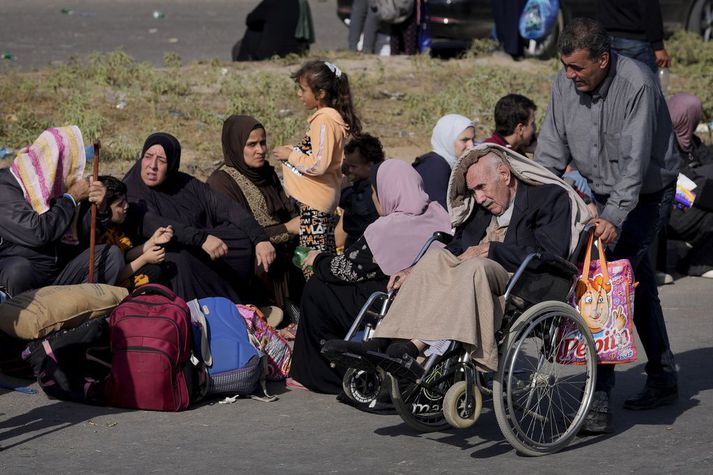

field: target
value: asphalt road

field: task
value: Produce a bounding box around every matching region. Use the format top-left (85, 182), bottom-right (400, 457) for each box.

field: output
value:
top-left (1, 276), bottom-right (712, 474)
top-left (0, 0), bottom-right (347, 70)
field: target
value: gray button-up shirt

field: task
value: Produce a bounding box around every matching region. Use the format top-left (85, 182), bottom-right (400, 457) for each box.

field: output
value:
top-left (535, 53), bottom-right (679, 228)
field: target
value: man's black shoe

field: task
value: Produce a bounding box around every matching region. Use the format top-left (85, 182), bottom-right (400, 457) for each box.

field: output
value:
top-left (623, 385), bottom-right (678, 411)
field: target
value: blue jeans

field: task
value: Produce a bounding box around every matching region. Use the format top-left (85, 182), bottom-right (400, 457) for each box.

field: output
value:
top-left (594, 182), bottom-right (678, 392)
top-left (610, 36), bottom-right (657, 74)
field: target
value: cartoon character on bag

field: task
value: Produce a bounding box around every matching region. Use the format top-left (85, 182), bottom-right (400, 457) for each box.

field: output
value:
top-left (576, 275), bottom-right (612, 333)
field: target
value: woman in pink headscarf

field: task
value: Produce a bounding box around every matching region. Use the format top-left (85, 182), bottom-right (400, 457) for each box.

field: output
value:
top-left (667, 93), bottom-right (713, 277)
top-left (289, 159), bottom-right (452, 393)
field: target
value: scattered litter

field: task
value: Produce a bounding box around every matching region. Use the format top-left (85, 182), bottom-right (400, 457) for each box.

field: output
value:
top-left (148, 28), bottom-right (158, 34)
top-left (398, 130), bottom-right (415, 138)
top-left (115, 100), bottom-right (127, 110)
top-left (106, 422), bottom-right (118, 428)
top-left (168, 38), bottom-right (179, 44)
top-left (169, 110), bottom-right (185, 119)
top-left (1, 52), bottom-right (14, 60)
top-left (278, 109), bottom-right (293, 118)
top-left (88, 420), bottom-right (97, 426)
top-left (379, 90), bottom-right (405, 100)
top-left (0, 147), bottom-right (13, 159)
top-left (220, 67), bottom-right (228, 76)
top-left (695, 121), bottom-right (713, 134)
top-left (0, 382), bottom-right (37, 394)
top-left (153, 10), bottom-right (165, 19)
top-left (61, 8), bottom-right (74, 15)
top-left (666, 426), bottom-right (673, 430)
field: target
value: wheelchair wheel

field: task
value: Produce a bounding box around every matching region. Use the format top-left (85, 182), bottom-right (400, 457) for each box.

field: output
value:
top-left (387, 357), bottom-right (457, 433)
top-left (342, 368), bottom-right (382, 406)
top-left (493, 301), bottom-right (596, 456)
top-left (443, 381), bottom-right (483, 429)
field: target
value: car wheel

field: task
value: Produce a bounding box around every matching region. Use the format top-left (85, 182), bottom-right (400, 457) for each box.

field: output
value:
top-left (523, 9), bottom-right (565, 59)
top-left (688, 0), bottom-right (713, 41)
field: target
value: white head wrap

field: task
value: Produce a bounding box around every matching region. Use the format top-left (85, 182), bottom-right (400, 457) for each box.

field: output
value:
top-left (430, 114), bottom-right (474, 169)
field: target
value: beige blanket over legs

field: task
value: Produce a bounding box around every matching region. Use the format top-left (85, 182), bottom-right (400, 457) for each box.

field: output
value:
top-left (374, 249), bottom-right (510, 371)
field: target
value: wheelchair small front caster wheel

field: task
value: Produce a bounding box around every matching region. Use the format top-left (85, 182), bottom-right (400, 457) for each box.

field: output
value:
top-left (443, 381), bottom-right (483, 429)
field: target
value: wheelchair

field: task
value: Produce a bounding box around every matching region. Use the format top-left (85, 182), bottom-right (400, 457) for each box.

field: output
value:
top-left (335, 229), bottom-right (597, 456)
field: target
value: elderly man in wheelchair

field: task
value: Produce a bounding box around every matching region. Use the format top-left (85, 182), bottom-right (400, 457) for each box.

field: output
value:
top-left (323, 144), bottom-right (599, 456)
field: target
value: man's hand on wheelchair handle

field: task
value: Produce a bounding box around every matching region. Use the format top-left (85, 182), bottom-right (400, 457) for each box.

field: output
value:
top-left (387, 267), bottom-right (413, 291)
top-left (458, 243), bottom-right (490, 261)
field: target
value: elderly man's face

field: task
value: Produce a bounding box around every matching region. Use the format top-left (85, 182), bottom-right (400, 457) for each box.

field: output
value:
top-left (466, 156), bottom-right (513, 216)
top-left (560, 49), bottom-right (609, 93)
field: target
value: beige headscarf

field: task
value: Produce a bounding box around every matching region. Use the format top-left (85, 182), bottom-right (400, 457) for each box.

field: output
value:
top-left (446, 143), bottom-right (591, 257)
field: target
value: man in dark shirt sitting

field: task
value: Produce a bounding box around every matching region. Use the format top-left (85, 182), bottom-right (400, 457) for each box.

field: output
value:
top-left (339, 134), bottom-right (384, 248)
top-left (483, 94), bottom-right (538, 155)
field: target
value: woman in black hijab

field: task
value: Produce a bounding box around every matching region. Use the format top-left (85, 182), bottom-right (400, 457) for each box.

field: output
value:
top-left (123, 132), bottom-right (276, 301)
top-left (207, 115), bottom-right (304, 315)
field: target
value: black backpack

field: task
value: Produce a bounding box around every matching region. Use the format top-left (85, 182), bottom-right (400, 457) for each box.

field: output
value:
top-left (23, 316), bottom-right (112, 405)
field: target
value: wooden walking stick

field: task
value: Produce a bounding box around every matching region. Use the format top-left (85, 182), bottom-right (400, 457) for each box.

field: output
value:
top-left (88, 140), bottom-right (101, 283)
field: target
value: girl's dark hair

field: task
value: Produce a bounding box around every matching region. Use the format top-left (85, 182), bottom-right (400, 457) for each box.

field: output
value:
top-left (99, 175), bottom-right (127, 212)
top-left (291, 60), bottom-right (362, 137)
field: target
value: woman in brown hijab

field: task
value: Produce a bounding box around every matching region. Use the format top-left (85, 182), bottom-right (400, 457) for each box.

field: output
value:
top-left (207, 115), bottom-right (304, 316)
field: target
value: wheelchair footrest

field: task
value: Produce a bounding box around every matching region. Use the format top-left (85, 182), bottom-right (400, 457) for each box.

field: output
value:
top-left (366, 351), bottom-right (425, 383)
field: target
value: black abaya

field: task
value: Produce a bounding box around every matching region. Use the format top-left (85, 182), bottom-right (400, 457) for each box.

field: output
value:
top-left (289, 236), bottom-right (388, 393)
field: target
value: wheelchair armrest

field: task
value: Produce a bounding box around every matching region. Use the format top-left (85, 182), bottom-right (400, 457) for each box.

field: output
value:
top-left (410, 231), bottom-right (454, 266)
top-left (503, 252), bottom-right (579, 306)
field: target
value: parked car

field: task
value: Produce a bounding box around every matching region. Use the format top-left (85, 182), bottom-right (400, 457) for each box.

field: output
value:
top-left (337, 0), bottom-right (713, 57)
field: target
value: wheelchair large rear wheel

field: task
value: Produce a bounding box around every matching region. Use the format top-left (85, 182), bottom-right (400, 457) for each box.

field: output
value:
top-left (493, 301), bottom-right (596, 456)
top-left (387, 357), bottom-right (458, 433)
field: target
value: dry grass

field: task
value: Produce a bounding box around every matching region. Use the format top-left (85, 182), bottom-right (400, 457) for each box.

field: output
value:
top-left (1, 32), bottom-right (711, 179)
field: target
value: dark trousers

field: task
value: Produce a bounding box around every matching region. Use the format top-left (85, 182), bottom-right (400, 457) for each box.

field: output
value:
top-left (348, 0), bottom-right (380, 53)
top-left (610, 36), bottom-right (658, 75)
top-left (0, 244), bottom-right (123, 297)
top-left (594, 182), bottom-right (678, 393)
top-left (491, 0), bottom-right (527, 58)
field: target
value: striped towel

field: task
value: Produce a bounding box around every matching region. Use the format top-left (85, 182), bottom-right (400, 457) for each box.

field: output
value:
top-left (10, 125), bottom-right (86, 214)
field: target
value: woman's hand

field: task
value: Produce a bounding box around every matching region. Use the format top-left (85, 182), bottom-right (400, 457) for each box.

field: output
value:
top-left (302, 250), bottom-right (319, 271)
top-left (285, 216), bottom-right (301, 235)
top-left (202, 234), bottom-right (228, 260)
top-left (255, 241), bottom-right (276, 272)
top-left (87, 177), bottom-right (107, 206)
top-left (387, 267), bottom-right (413, 291)
top-left (143, 245), bottom-right (166, 264)
top-left (272, 145), bottom-right (293, 161)
top-left (149, 226), bottom-right (174, 246)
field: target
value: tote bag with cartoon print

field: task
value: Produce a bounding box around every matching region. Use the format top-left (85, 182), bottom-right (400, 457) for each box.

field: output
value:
top-left (558, 235), bottom-right (638, 364)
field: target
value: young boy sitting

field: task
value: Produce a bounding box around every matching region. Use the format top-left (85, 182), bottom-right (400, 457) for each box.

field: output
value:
top-left (339, 134), bottom-right (385, 248)
top-left (95, 176), bottom-right (174, 289)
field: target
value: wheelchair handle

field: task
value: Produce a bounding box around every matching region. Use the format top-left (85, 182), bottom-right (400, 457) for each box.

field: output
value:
top-left (410, 231), bottom-right (454, 266)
